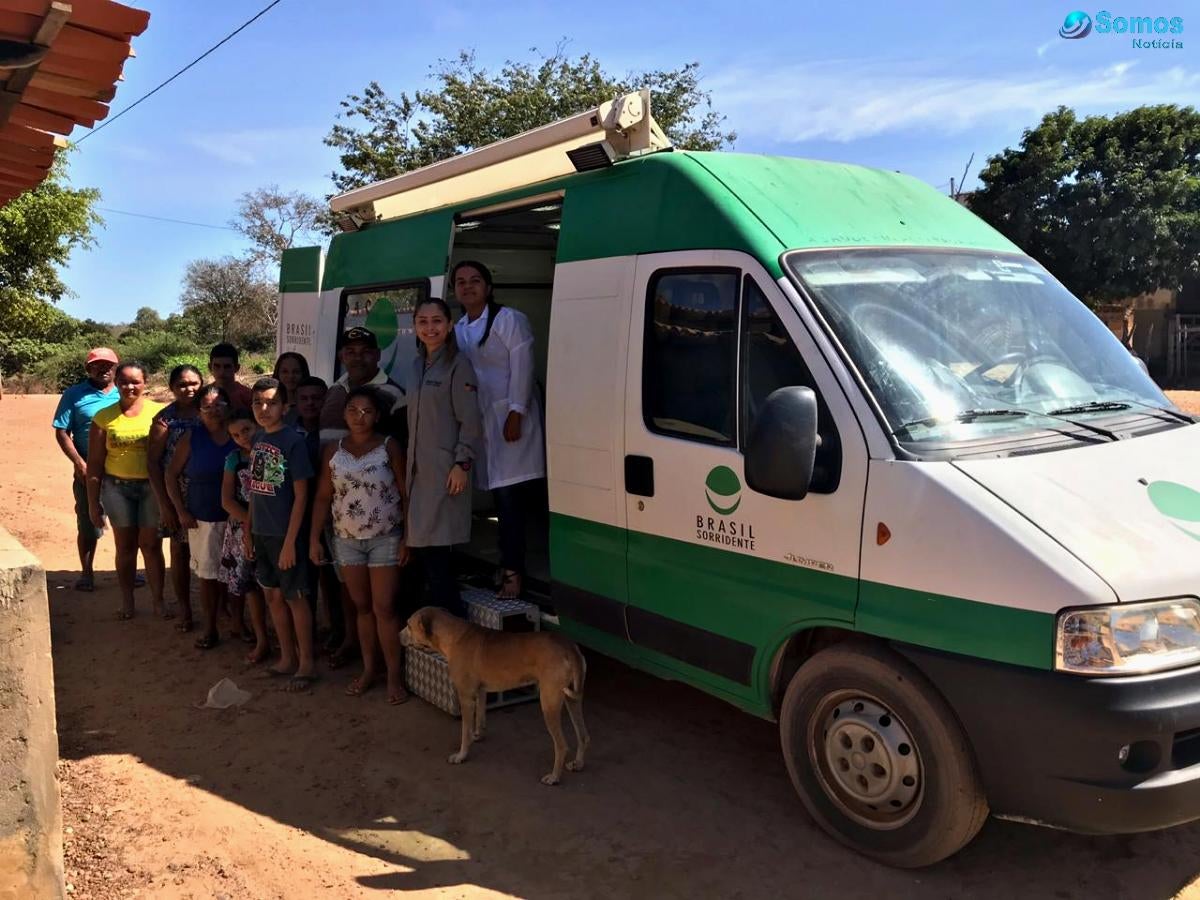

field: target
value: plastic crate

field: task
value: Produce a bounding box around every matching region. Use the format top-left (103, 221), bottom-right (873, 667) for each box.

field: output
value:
top-left (463, 586), bottom-right (540, 632)
top-left (405, 645), bottom-right (461, 716)
top-left (404, 644), bottom-right (539, 719)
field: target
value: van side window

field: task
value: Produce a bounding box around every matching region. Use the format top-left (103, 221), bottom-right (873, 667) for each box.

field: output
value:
top-left (740, 276), bottom-right (842, 492)
top-left (643, 270), bottom-right (739, 445)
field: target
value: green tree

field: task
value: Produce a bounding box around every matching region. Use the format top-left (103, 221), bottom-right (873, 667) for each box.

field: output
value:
top-left (230, 185), bottom-right (330, 269)
top-left (179, 256), bottom-right (276, 347)
top-left (120, 305), bottom-right (164, 338)
top-left (325, 47), bottom-right (736, 192)
top-left (970, 105), bottom-right (1200, 304)
top-left (0, 155), bottom-right (100, 373)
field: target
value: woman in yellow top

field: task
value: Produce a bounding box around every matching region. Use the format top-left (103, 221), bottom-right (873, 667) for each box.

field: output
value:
top-left (87, 361), bottom-right (167, 620)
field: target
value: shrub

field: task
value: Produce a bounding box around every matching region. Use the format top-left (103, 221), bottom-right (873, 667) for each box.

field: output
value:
top-left (159, 352), bottom-right (210, 378)
top-left (243, 352), bottom-right (274, 376)
top-left (27, 337), bottom-right (97, 391)
top-left (113, 332), bottom-right (206, 375)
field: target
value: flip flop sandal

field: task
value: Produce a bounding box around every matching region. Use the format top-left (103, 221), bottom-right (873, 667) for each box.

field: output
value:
top-left (388, 689), bottom-right (411, 706)
top-left (74, 577), bottom-right (95, 592)
top-left (117, 609), bottom-right (135, 621)
top-left (345, 677), bottom-right (375, 697)
top-left (194, 633), bottom-right (220, 650)
top-left (328, 647), bottom-right (355, 670)
top-left (286, 674), bottom-right (318, 693)
top-left (174, 619), bottom-right (195, 634)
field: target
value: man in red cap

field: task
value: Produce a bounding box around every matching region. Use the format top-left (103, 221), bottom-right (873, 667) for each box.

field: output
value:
top-left (53, 347), bottom-right (121, 591)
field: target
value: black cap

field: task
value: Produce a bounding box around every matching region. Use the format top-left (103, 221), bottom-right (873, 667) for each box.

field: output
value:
top-left (342, 326), bottom-right (378, 349)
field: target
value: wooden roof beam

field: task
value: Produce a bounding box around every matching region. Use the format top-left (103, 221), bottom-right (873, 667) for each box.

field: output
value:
top-left (4, 0), bottom-right (148, 38)
top-left (11, 103), bottom-right (82, 134)
top-left (21, 85), bottom-right (108, 120)
top-left (0, 137), bottom-right (55, 165)
top-left (29, 70), bottom-right (116, 102)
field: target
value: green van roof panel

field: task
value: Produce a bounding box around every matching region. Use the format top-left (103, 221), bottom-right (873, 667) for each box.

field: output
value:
top-left (314, 151), bottom-right (1020, 292)
top-left (554, 154), bottom-right (783, 268)
top-left (278, 245), bottom-right (323, 293)
top-left (322, 208), bottom-right (455, 290)
top-left (688, 152), bottom-right (1021, 256)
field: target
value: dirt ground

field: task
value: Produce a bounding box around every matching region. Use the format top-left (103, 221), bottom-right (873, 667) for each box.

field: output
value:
top-left (5, 392), bottom-right (1200, 899)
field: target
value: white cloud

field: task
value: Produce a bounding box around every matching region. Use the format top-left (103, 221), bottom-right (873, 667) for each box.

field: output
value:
top-left (107, 144), bottom-right (158, 163)
top-left (709, 61), bottom-right (1199, 144)
top-left (186, 126), bottom-right (324, 167)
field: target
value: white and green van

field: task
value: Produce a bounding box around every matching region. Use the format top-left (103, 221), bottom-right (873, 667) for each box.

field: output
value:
top-left (278, 93), bottom-right (1200, 866)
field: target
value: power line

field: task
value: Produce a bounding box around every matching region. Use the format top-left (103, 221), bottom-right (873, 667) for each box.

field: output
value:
top-left (76, 0), bottom-right (284, 145)
top-left (97, 206), bottom-right (238, 231)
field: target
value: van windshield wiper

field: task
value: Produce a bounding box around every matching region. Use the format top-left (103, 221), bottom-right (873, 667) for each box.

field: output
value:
top-left (895, 407), bottom-right (1119, 441)
top-left (896, 409), bottom-right (1027, 432)
top-left (1048, 401), bottom-right (1133, 416)
top-left (1054, 398), bottom-right (1195, 425)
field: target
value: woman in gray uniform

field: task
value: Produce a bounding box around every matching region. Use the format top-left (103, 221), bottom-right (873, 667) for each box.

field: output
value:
top-left (406, 297), bottom-right (482, 616)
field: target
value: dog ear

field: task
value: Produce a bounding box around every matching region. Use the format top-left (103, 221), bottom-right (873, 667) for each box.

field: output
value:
top-left (418, 608), bottom-right (435, 637)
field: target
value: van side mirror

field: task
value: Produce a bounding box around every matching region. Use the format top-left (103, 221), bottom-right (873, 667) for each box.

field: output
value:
top-left (744, 386), bottom-right (820, 501)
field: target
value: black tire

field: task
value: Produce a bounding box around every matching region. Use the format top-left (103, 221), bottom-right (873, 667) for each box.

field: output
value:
top-left (779, 642), bottom-right (988, 868)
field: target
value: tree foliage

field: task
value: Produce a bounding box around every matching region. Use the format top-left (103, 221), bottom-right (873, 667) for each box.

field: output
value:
top-left (179, 256), bottom-right (277, 349)
top-left (120, 305), bottom-right (164, 338)
top-left (970, 104), bottom-right (1200, 304)
top-left (325, 47), bottom-right (736, 192)
top-left (0, 155), bottom-right (101, 373)
top-left (230, 185), bottom-right (330, 269)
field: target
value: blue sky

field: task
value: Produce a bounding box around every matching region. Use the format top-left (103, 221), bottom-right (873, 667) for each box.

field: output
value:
top-left (58, 0), bottom-right (1198, 323)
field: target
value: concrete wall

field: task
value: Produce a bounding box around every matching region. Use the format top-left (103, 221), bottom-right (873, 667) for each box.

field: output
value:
top-left (0, 528), bottom-right (62, 900)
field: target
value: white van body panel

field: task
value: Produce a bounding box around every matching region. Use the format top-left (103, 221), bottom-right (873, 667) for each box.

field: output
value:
top-left (955, 424), bottom-right (1200, 603)
top-left (863, 459), bottom-right (1116, 614)
top-left (546, 257), bottom-right (633, 529)
top-left (624, 250), bottom-right (868, 578)
top-left (277, 289), bottom-right (322, 374)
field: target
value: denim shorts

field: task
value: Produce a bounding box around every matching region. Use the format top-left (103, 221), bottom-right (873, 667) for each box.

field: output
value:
top-left (334, 533), bottom-right (400, 568)
top-left (73, 478), bottom-right (103, 540)
top-left (100, 477), bottom-right (159, 529)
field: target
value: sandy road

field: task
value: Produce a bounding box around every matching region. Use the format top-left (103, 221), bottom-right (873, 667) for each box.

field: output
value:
top-left (4, 392), bottom-right (1200, 899)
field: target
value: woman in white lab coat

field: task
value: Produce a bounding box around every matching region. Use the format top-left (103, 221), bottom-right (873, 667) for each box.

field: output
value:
top-left (451, 260), bottom-right (546, 599)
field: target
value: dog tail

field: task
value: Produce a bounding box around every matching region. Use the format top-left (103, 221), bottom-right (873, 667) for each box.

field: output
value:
top-left (562, 643), bottom-right (586, 701)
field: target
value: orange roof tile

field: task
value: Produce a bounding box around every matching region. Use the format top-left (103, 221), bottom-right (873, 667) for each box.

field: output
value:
top-left (0, 0), bottom-right (149, 202)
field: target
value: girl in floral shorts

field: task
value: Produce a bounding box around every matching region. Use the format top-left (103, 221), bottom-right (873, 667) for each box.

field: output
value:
top-left (220, 410), bottom-right (268, 663)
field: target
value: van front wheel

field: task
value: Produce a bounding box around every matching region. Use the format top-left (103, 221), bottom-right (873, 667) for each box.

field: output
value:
top-left (779, 643), bottom-right (988, 867)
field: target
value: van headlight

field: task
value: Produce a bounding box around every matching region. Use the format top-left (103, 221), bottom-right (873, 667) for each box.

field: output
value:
top-left (1056, 598), bottom-right (1200, 675)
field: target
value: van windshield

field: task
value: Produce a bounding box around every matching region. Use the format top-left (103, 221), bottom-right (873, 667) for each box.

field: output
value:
top-left (784, 249), bottom-right (1172, 447)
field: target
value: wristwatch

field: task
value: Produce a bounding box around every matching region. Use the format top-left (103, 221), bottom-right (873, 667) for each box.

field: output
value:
top-left (454, 459), bottom-right (472, 472)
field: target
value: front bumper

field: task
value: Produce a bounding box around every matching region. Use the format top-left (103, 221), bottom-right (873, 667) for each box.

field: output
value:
top-left (897, 642), bottom-right (1200, 834)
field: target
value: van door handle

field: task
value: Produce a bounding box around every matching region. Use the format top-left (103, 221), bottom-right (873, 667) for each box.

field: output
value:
top-left (625, 455), bottom-right (654, 497)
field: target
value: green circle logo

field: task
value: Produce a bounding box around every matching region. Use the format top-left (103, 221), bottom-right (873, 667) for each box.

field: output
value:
top-left (1147, 480), bottom-right (1200, 541)
top-left (364, 298), bottom-right (398, 349)
top-left (706, 466), bottom-right (741, 515)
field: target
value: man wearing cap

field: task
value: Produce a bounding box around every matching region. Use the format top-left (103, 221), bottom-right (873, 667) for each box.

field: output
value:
top-left (53, 347), bottom-right (121, 592)
top-left (318, 327), bottom-right (407, 446)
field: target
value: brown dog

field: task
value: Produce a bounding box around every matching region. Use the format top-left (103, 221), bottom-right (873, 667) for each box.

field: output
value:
top-left (400, 606), bottom-right (590, 785)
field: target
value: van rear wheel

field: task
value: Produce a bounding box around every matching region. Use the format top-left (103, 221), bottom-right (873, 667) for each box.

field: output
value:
top-left (779, 643), bottom-right (988, 867)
